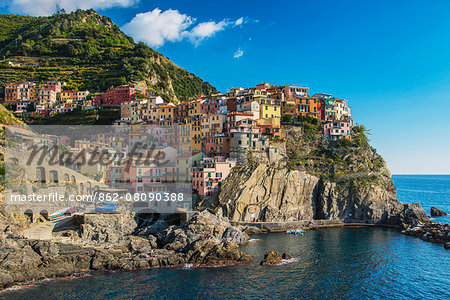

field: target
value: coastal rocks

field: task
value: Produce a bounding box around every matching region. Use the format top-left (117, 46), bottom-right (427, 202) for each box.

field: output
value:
top-left (142, 219), bottom-right (169, 236)
top-left (402, 222), bottom-right (450, 248)
top-left (431, 207), bottom-right (447, 217)
top-left (260, 251), bottom-right (292, 265)
top-left (73, 213), bottom-right (137, 244)
top-left (242, 225), bottom-right (263, 235)
top-left (216, 164), bottom-right (320, 222)
top-left (160, 211), bottom-right (249, 249)
top-left (158, 211), bottom-right (252, 266)
top-left (186, 239), bottom-right (252, 266)
top-left (214, 163), bottom-right (410, 225)
top-left (397, 203), bottom-right (430, 228)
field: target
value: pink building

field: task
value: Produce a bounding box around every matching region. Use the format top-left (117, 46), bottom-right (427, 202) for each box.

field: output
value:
top-left (192, 157), bottom-right (237, 196)
top-left (201, 98), bottom-right (220, 114)
top-left (324, 121), bottom-right (352, 141)
top-left (45, 81), bottom-right (62, 93)
top-left (100, 85), bottom-right (146, 106)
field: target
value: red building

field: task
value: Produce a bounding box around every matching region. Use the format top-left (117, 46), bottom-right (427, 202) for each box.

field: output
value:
top-left (99, 85), bottom-right (146, 106)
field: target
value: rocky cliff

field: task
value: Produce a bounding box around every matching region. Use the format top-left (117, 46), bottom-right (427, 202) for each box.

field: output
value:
top-left (204, 122), bottom-right (429, 228)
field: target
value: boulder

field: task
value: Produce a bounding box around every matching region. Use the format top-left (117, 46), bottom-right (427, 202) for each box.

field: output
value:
top-left (74, 213), bottom-right (137, 244)
top-left (431, 207), bottom-right (447, 217)
top-left (260, 251), bottom-right (283, 265)
top-left (243, 226), bottom-right (263, 235)
top-left (398, 203), bottom-right (430, 229)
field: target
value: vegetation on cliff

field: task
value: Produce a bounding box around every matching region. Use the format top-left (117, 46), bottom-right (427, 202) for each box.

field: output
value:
top-left (284, 118), bottom-right (388, 186)
top-left (0, 9), bottom-right (217, 101)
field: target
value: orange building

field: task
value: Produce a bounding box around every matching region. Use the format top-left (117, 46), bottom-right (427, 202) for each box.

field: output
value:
top-left (294, 96), bottom-right (321, 119)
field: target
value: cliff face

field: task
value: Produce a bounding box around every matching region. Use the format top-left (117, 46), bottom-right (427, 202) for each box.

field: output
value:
top-left (215, 164), bottom-right (404, 225)
top-left (210, 123), bottom-right (428, 227)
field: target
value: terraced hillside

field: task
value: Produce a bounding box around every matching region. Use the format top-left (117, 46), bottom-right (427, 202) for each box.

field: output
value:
top-left (0, 9), bottom-right (217, 102)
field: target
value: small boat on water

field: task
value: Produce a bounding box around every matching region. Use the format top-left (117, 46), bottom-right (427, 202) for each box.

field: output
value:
top-left (286, 229), bottom-right (306, 235)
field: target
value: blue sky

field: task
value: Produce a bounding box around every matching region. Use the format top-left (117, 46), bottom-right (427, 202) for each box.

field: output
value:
top-left (1, 0), bottom-right (450, 174)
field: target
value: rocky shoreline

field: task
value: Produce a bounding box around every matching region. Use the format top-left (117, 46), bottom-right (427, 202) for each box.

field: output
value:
top-left (0, 205), bottom-right (448, 290)
top-left (0, 211), bottom-right (252, 289)
top-left (402, 221), bottom-right (450, 249)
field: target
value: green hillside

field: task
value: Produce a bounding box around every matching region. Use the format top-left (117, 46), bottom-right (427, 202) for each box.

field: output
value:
top-left (0, 9), bottom-right (217, 102)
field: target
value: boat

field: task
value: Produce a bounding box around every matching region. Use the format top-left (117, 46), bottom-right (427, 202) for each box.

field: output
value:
top-left (286, 229), bottom-right (306, 235)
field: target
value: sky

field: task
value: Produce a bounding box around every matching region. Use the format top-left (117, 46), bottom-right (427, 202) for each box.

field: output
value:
top-left (1, 0), bottom-right (450, 174)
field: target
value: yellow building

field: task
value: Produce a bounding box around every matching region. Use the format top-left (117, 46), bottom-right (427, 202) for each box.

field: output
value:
top-left (188, 99), bottom-right (202, 117)
top-left (179, 121), bottom-right (192, 152)
top-left (191, 115), bottom-right (202, 151)
top-left (60, 91), bottom-right (72, 104)
top-left (259, 98), bottom-right (281, 119)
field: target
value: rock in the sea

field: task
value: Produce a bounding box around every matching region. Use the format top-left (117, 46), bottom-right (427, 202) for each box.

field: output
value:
top-left (398, 203), bottom-right (430, 228)
top-left (159, 211), bottom-right (252, 266)
top-left (431, 207), bottom-right (447, 217)
top-left (402, 221), bottom-right (450, 246)
top-left (160, 211), bottom-right (249, 249)
top-left (260, 251), bottom-right (292, 265)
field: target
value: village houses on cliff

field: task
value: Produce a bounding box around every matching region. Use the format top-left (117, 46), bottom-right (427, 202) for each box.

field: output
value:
top-left (2, 81), bottom-right (352, 197)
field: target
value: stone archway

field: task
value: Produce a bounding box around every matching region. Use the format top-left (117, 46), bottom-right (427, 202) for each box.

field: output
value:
top-left (36, 167), bottom-right (46, 184)
top-left (40, 210), bottom-right (49, 220)
top-left (49, 170), bottom-right (58, 183)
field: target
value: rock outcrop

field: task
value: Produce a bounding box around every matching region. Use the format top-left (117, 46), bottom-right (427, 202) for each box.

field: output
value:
top-left (0, 211), bottom-right (252, 289)
top-left (260, 251), bottom-right (292, 265)
top-left (213, 163), bottom-right (413, 226)
top-left (431, 207), bottom-right (447, 217)
top-left (73, 213), bottom-right (138, 245)
top-left (402, 222), bottom-right (450, 249)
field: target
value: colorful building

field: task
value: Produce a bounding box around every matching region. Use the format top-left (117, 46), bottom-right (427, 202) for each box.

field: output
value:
top-left (324, 121), bottom-right (352, 141)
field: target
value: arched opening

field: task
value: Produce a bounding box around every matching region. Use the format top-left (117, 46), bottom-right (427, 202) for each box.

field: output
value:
top-left (24, 209), bottom-right (33, 223)
top-left (40, 210), bottom-right (49, 220)
top-left (36, 167), bottom-right (46, 184)
top-left (136, 208), bottom-right (160, 228)
top-left (64, 173), bottom-right (70, 182)
top-left (49, 170), bottom-right (58, 183)
top-left (71, 175), bottom-right (76, 183)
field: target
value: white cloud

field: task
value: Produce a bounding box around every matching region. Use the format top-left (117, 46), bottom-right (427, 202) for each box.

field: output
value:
top-left (234, 17), bottom-right (244, 26)
top-left (186, 20), bottom-right (229, 45)
top-left (123, 8), bottom-right (247, 47)
top-left (7, 0), bottom-right (137, 16)
top-left (233, 47), bottom-right (244, 58)
top-left (122, 9), bottom-right (195, 48)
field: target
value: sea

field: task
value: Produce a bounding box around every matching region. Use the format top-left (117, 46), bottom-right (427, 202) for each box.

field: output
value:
top-left (2, 175), bottom-right (449, 299)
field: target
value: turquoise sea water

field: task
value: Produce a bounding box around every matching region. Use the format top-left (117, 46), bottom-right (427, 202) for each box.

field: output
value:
top-left (393, 175), bottom-right (450, 224)
top-left (2, 175), bottom-right (449, 299)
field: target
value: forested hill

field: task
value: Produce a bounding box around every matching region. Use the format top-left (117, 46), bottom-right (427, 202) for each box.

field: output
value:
top-left (0, 9), bottom-right (217, 102)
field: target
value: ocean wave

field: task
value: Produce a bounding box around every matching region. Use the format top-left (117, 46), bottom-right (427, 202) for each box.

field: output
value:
top-left (278, 257), bottom-right (299, 265)
top-left (248, 238), bottom-right (262, 243)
